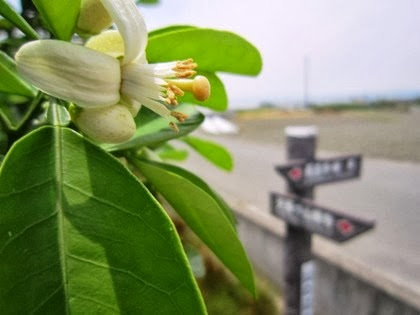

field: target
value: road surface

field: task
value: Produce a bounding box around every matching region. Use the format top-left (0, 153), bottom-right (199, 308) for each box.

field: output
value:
top-left (181, 133), bottom-right (420, 295)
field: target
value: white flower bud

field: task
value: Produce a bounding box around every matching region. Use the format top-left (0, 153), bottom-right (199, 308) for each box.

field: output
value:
top-left (74, 104), bottom-right (136, 143)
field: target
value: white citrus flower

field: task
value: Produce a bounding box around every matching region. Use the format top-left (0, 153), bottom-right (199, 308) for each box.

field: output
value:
top-left (16, 0), bottom-right (210, 143)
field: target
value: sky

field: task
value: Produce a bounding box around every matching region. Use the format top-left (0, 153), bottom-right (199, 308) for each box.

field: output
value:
top-left (139, 0), bottom-right (420, 107)
top-left (9, 0), bottom-right (420, 108)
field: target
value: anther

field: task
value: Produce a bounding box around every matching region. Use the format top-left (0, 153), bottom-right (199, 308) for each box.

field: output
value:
top-left (168, 83), bottom-right (184, 96)
top-left (176, 70), bottom-right (196, 78)
top-left (171, 111), bottom-right (189, 123)
top-left (169, 122), bottom-right (179, 132)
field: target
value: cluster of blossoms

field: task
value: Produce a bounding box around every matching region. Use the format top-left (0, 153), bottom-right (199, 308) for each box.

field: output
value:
top-left (15, 0), bottom-right (210, 143)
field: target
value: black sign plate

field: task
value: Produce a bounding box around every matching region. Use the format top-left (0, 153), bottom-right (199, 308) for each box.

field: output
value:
top-left (270, 192), bottom-right (374, 242)
top-left (276, 155), bottom-right (362, 189)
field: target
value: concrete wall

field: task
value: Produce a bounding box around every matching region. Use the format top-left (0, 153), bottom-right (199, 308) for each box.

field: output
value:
top-left (229, 199), bottom-right (420, 315)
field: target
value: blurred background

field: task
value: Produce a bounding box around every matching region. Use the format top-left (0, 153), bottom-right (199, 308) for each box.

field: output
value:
top-left (138, 1), bottom-right (420, 314)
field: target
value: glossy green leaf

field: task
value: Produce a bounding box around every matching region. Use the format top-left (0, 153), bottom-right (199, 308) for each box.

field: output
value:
top-left (137, 0), bottom-right (159, 4)
top-left (0, 0), bottom-right (39, 39)
top-left (157, 144), bottom-right (189, 161)
top-left (46, 101), bottom-right (71, 127)
top-left (33, 0), bottom-right (81, 41)
top-left (180, 71), bottom-right (227, 111)
top-left (183, 136), bottom-right (234, 171)
top-left (147, 28), bottom-right (263, 76)
top-left (0, 126), bottom-right (206, 314)
top-left (0, 51), bottom-right (36, 97)
top-left (0, 128), bottom-right (7, 154)
top-left (104, 104), bottom-right (204, 152)
top-left (138, 160), bottom-right (237, 229)
top-left (0, 17), bottom-right (13, 31)
top-left (133, 160), bottom-right (254, 295)
top-left (149, 25), bottom-right (196, 38)
top-left (0, 92), bottom-right (42, 131)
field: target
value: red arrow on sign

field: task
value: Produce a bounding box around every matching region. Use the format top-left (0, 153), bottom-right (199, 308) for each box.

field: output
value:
top-left (336, 219), bottom-right (354, 235)
top-left (288, 167), bottom-right (303, 181)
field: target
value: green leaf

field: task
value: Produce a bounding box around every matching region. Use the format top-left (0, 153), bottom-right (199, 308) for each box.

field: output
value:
top-left (133, 160), bottom-right (255, 295)
top-left (0, 92), bottom-right (42, 131)
top-left (180, 71), bottom-right (227, 111)
top-left (0, 51), bottom-right (36, 97)
top-left (33, 0), bottom-right (81, 41)
top-left (0, 128), bottom-right (7, 154)
top-left (137, 160), bottom-right (237, 229)
top-left (0, 18), bottom-right (13, 31)
top-left (137, 0), bottom-right (159, 4)
top-left (104, 104), bottom-right (204, 152)
top-left (0, 126), bottom-right (206, 314)
top-left (149, 25), bottom-right (197, 38)
top-left (0, 0), bottom-right (39, 39)
top-left (46, 100), bottom-right (71, 126)
top-left (183, 136), bottom-right (234, 171)
top-left (156, 144), bottom-right (189, 161)
top-left (147, 28), bottom-right (263, 76)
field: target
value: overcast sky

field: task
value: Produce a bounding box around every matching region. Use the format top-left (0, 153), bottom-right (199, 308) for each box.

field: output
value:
top-left (9, 0), bottom-right (420, 107)
top-left (140, 0), bottom-right (420, 107)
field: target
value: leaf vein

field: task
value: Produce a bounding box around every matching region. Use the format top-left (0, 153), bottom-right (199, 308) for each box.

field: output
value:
top-left (29, 284), bottom-right (63, 314)
top-left (71, 295), bottom-right (119, 313)
top-left (63, 183), bottom-right (167, 241)
top-left (0, 177), bottom-right (54, 197)
top-left (54, 127), bottom-right (70, 314)
top-left (4, 262), bottom-right (60, 295)
top-left (67, 254), bottom-right (171, 296)
top-left (0, 211), bottom-right (58, 255)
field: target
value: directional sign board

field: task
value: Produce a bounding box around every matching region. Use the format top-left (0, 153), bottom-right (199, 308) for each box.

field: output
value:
top-left (270, 192), bottom-right (374, 242)
top-left (276, 154), bottom-right (362, 189)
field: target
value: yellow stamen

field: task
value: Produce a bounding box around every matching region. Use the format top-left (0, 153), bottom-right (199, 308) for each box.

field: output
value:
top-left (168, 83), bottom-right (184, 96)
top-left (169, 121), bottom-right (179, 132)
top-left (175, 70), bottom-right (196, 78)
top-left (173, 59), bottom-right (197, 78)
top-left (171, 111), bottom-right (189, 123)
top-left (165, 98), bottom-right (178, 106)
top-left (175, 58), bottom-right (197, 70)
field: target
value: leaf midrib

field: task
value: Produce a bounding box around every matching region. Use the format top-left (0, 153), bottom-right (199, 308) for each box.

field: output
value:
top-left (54, 126), bottom-right (70, 314)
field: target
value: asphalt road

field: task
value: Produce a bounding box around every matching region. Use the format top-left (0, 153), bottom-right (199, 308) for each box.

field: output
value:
top-left (181, 134), bottom-right (420, 295)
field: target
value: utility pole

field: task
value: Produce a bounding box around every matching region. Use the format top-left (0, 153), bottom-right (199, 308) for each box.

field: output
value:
top-left (303, 55), bottom-right (310, 109)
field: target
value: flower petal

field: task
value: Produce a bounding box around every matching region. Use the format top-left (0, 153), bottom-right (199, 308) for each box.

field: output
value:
top-left (16, 40), bottom-right (121, 108)
top-left (85, 30), bottom-right (125, 59)
top-left (101, 0), bottom-right (147, 65)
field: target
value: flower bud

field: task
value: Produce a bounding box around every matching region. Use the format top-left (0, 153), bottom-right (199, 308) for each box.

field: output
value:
top-left (77, 0), bottom-right (113, 36)
top-left (74, 104), bottom-right (136, 143)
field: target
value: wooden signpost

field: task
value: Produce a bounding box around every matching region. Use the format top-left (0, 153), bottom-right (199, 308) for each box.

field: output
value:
top-left (272, 126), bottom-right (375, 315)
top-left (275, 154), bottom-right (362, 189)
top-left (270, 192), bottom-right (374, 242)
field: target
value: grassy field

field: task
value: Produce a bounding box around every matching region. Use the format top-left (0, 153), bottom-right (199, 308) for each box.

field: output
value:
top-left (233, 107), bottom-right (420, 162)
